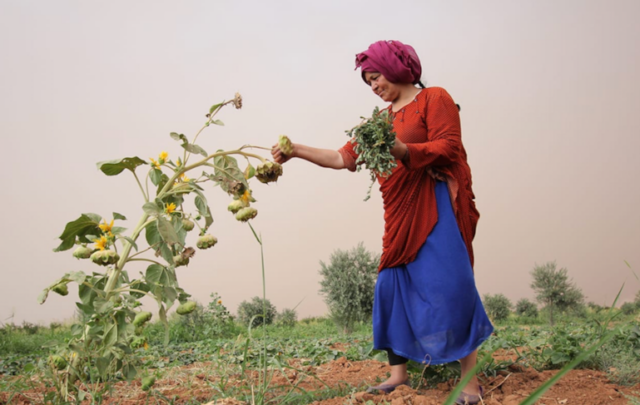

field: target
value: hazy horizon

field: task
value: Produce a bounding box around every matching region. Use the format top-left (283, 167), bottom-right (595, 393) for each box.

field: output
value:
top-left (1, 0), bottom-right (639, 326)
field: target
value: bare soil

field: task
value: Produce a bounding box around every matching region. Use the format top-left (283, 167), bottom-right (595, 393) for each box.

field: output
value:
top-left (1, 356), bottom-right (638, 404)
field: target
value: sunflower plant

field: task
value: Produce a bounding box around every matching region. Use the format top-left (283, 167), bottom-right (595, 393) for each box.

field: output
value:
top-left (38, 93), bottom-right (286, 398)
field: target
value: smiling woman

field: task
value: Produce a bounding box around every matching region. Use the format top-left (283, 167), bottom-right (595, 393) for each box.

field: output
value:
top-left (271, 40), bottom-right (493, 404)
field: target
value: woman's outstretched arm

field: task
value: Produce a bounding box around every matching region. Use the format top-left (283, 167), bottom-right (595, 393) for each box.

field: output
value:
top-left (272, 143), bottom-right (346, 170)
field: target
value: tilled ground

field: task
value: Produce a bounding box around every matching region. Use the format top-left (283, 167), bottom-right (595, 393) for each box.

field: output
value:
top-left (1, 357), bottom-right (638, 405)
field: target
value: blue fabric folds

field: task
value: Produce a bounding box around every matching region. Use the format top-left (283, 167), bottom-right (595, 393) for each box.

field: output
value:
top-left (373, 181), bottom-right (494, 365)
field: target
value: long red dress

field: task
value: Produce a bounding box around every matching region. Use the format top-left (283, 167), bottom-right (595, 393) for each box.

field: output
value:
top-left (338, 87), bottom-right (480, 272)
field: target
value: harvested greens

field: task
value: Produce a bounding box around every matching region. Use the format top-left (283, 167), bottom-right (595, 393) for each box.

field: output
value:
top-left (345, 107), bottom-right (397, 201)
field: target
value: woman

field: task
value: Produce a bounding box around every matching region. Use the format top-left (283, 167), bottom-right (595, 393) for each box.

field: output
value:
top-left (271, 40), bottom-right (493, 405)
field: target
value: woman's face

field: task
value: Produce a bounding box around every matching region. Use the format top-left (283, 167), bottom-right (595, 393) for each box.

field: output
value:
top-left (364, 71), bottom-right (399, 102)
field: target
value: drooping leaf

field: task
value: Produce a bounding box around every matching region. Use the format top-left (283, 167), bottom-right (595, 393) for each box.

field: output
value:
top-left (209, 102), bottom-right (223, 114)
top-left (122, 236), bottom-right (139, 252)
top-left (113, 212), bottom-right (127, 220)
top-left (37, 289), bottom-right (49, 305)
top-left (96, 157), bottom-right (147, 176)
top-left (244, 164), bottom-right (255, 180)
top-left (212, 119), bottom-right (224, 126)
top-left (170, 132), bottom-right (187, 142)
top-left (68, 271), bottom-right (86, 284)
top-left (157, 216), bottom-right (180, 245)
top-left (54, 213), bottom-right (102, 252)
top-left (181, 142), bottom-right (208, 157)
top-left (194, 195), bottom-right (210, 218)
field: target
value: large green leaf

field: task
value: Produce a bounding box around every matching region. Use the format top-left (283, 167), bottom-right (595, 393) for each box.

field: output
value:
top-left (96, 157), bottom-right (147, 176)
top-left (146, 264), bottom-right (172, 286)
top-left (96, 356), bottom-right (110, 378)
top-left (103, 323), bottom-right (118, 348)
top-left (145, 221), bottom-right (161, 247)
top-left (54, 213), bottom-right (102, 252)
top-left (150, 168), bottom-right (164, 186)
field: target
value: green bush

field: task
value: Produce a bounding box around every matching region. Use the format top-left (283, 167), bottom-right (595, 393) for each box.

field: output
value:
top-left (515, 298), bottom-right (539, 318)
top-left (276, 308), bottom-right (297, 328)
top-left (483, 293), bottom-right (512, 322)
top-left (319, 243), bottom-right (379, 334)
top-left (621, 302), bottom-right (638, 316)
top-left (237, 296), bottom-right (277, 328)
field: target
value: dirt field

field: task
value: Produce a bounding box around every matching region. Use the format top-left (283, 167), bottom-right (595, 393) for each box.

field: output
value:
top-left (2, 356), bottom-right (638, 405)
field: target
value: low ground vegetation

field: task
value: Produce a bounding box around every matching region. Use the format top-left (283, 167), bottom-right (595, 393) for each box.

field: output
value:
top-left (1, 303), bottom-right (639, 404)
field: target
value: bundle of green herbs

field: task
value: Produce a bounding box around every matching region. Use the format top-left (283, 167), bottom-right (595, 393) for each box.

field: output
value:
top-left (345, 106), bottom-right (397, 201)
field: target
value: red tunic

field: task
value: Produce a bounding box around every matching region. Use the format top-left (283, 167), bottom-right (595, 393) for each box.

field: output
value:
top-left (338, 87), bottom-right (480, 272)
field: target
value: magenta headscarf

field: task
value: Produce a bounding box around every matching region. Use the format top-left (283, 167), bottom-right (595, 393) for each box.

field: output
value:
top-left (355, 40), bottom-right (422, 84)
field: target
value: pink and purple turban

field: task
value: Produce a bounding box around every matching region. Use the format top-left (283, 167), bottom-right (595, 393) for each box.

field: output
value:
top-left (355, 40), bottom-right (422, 84)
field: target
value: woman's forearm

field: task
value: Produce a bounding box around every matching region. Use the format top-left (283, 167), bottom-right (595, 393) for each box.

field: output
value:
top-left (293, 144), bottom-right (346, 170)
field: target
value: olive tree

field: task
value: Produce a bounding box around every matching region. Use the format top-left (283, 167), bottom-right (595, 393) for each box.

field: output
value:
top-left (319, 243), bottom-right (379, 334)
top-left (530, 261), bottom-right (585, 325)
top-left (482, 293), bottom-right (513, 322)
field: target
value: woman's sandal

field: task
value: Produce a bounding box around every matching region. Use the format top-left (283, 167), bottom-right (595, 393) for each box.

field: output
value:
top-left (365, 378), bottom-right (411, 394)
top-left (454, 385), bottom-right (484, 405)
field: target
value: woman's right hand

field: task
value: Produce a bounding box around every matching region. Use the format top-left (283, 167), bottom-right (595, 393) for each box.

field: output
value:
top-left (271, 143), bottom-right (294, 164)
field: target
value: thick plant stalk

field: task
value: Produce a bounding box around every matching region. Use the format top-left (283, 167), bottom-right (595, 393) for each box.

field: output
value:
top-left (103, 213), bottom-right (150, 297)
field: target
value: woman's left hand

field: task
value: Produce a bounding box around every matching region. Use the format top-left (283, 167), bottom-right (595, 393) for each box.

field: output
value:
top-left (390, 138), bottom-right (408, 162)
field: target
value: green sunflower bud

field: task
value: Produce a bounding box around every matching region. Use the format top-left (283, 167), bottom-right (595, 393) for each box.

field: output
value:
top-left (235, 207), bottom-right (258, 222)
top-left (196, 234), bottom-right (218, 250)
top-left (256, 161), bottom-right (283, 184)
top-left (141, 376), bottom-right (155, 391)
top-left (131, 336), bottom-right (147, 349)
top-left (181, 218), bottom-right (195, 232)
top-left (176, 301), bottom-right (197, 315)
top-left (173, 254), bottom-right (190, 267)
top-left (135, 326), bottom-right (144, 336)
top-left (52, 284), bottom-right (69, 296)
top-left (227, 199), bottom-right (247, 214)
top-left (278, 135), bottom-right (293, 156)
top-left (133, 311), bottom-right (152, 327)
top-left (49, 355), bottom-right (67, 370)
top-left (90, 250), bottom-right (120, 266)
top-left (72, 246), bottom-right (93, 259)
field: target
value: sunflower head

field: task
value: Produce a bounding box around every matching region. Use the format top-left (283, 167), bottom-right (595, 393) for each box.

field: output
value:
top-left (99, 219), bottom-right (114, 233)
top-left (165, 202), bottom-right (177, 214)
top-left (94, 235), bottom-right (108, 251)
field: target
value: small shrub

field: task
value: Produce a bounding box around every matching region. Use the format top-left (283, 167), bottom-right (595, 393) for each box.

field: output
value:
top-left (483, 294), bottom-right (512, 322)
top-left (237, 296), bottom-right (277, 327)
top-left (621, 302), bottom-right (638, 316)
top-left (319, 243), bottom-right (379, 334)
top-left (515, 298), bottom-right (538, 318)
top-left (276, 308), bottom-right (297, 328)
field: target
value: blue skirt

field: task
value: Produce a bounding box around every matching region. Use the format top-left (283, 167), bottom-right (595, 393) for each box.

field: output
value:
top-left (372, 181), bottom-right (494, 365)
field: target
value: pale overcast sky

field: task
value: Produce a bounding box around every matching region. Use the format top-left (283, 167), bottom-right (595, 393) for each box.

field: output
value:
top-left (1, 0), bottom-right (639, 325)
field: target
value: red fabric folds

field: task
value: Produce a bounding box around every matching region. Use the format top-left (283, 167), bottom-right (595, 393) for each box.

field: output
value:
top-left (339, 87), bottom-right (479, 272)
